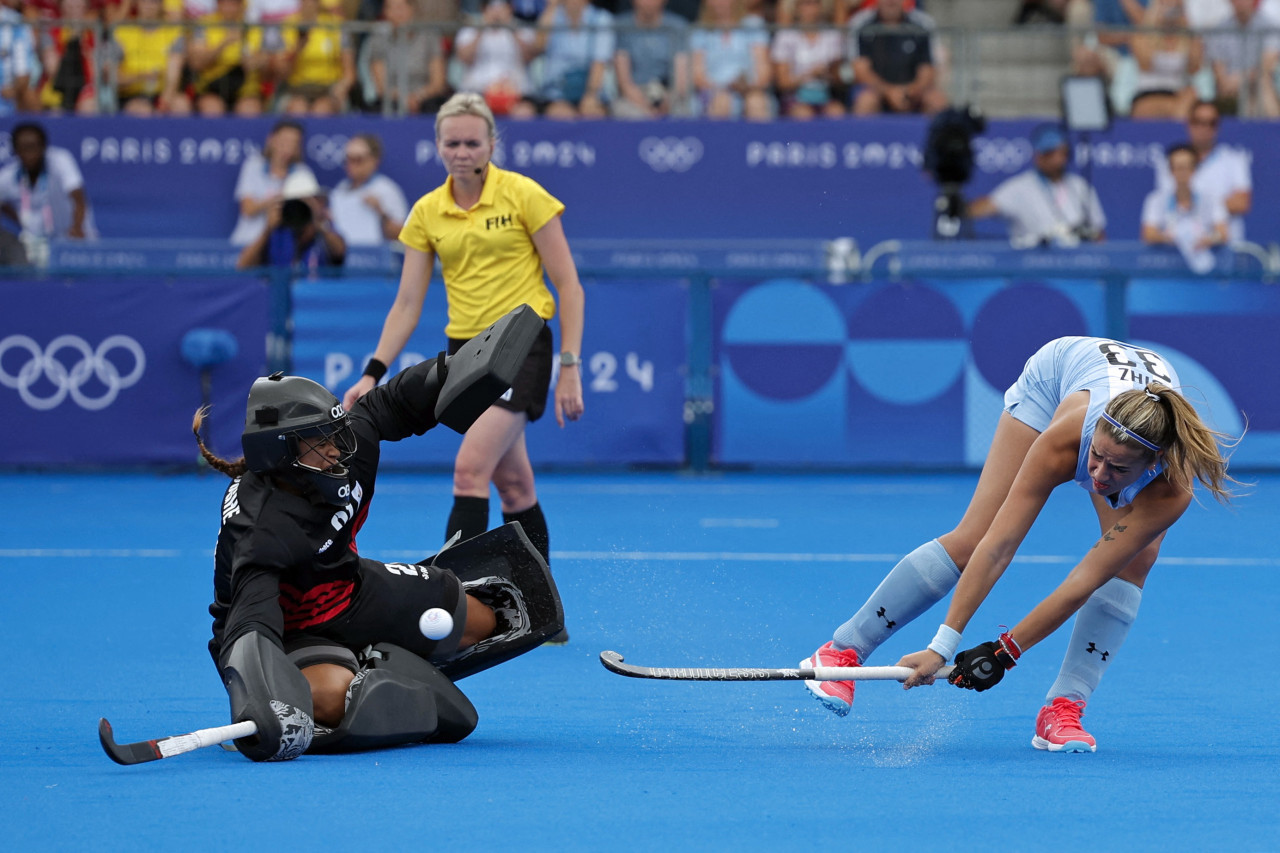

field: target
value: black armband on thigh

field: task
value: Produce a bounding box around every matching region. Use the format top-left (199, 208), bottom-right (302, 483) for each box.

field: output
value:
top-left (221, 631), bottom-right (315, 762)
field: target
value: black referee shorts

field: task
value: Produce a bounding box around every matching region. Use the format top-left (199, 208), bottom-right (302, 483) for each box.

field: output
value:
top-left (449, 321), bottom-right (553, 423)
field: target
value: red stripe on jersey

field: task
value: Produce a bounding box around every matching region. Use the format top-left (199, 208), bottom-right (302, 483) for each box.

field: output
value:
top-left (279, 579), bottom-right (354, 631)
top-left (349, 499), bottom-right (371, 553)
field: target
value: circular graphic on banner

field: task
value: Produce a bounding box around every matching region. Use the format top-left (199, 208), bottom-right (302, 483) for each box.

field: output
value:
top-left (845, 284), bottom-right (967, 404)
top-left (970, 283), bottom-right (1088, 392)
top-left (723, 280), bottom-right (845, 401)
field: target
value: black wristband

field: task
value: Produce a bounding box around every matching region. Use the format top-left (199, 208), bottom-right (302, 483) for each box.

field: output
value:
top-left (363, 358), bottom-right (388, 381)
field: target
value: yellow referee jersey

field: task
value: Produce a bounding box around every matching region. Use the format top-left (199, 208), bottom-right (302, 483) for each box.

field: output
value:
top-left (399, 165), bottom-right (564, 340)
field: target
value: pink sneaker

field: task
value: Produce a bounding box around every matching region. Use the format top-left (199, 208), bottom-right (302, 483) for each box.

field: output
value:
top-left (1032, 697), bottom-right (1097, 753)
top-left (801, 641), bottom-right (861, 717)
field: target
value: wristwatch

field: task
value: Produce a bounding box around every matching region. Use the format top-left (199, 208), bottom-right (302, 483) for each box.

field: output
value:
top-left (559, 351), bottom-right (580, 367)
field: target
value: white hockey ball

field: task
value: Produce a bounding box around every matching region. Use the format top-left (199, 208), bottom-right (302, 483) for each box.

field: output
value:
top-left (418, 607), bottom-right (454, 640)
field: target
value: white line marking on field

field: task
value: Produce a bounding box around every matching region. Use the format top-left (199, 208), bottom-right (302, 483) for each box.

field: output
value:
top-left (0, 548), bottom-right (183, 558)
top-left (699, 518), bottom-right (780, 528)
top-left (2, 549), bottom-right (1277, 569)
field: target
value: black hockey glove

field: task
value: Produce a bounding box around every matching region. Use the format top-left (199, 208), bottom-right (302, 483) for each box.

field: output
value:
top-left (947, 632), bottom-right (1021, 692)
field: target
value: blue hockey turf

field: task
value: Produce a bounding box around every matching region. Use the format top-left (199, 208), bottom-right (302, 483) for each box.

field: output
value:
top-left (2, 470), bottom-right (1277, 851)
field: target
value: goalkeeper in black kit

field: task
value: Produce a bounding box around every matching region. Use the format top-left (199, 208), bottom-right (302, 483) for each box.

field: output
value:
top-left (194, 305), bottom-right (564, 761)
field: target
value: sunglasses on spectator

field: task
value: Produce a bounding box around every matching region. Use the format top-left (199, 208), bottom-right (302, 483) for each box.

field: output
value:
top-left (1190, 117), bottom-right (1218, 127)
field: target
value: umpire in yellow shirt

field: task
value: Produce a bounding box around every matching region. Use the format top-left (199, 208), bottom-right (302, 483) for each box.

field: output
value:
top-left (343, 93), bottom-right (585, 641)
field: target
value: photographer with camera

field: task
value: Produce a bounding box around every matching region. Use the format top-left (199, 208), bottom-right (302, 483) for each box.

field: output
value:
top-left (967, 124), bottom-right (1107, 249)
top-left (236, 170), bottom-right (346, 271)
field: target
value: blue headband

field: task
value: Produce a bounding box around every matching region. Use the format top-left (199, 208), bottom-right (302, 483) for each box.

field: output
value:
top-left (1100, 412), bottom-right (1161, 453)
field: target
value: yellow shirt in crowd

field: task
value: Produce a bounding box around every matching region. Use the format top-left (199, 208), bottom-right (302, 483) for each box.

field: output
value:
top-left (399, 165), bottom-right (563, 340)
top-left (191, 16), bottom-right (266, 95)
top-left (113, 23), bottom-right (184, 98)
top-left (277, 12), bottom-right (347, 88)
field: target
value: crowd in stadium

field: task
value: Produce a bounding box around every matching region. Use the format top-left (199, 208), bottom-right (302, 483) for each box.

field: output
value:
top-left (1, 0), bottom-right (1278, 120)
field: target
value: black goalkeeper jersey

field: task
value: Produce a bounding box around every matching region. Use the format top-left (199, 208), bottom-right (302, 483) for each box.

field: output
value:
top-left (208, 359), bottom-right (444, 669)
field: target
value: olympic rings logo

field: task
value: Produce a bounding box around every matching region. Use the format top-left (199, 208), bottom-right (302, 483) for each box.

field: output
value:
top-left (638, 136), bottom-right (704, 173)
top-left (0, 334), bottom-right (146, 411)
top-left (307, 134), bottom-right (349, 171)
top-left (972, 137), bottom-right (1033, 174)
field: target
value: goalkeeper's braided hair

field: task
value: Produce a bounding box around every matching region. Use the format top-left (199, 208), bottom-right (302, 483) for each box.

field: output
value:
top-left (192, 407), bottom-right (248, 478)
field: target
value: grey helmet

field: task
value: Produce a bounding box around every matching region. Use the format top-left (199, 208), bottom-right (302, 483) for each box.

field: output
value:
top-left (241, 373), bottom-right (357, 505)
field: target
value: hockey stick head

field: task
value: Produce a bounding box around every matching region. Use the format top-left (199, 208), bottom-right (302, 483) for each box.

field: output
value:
top-left (98, 718), bottom-right (162, 766)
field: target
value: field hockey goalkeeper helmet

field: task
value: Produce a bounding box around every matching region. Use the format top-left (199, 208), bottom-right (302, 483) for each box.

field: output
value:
top-left (241, 373), bottom-right (357, 504)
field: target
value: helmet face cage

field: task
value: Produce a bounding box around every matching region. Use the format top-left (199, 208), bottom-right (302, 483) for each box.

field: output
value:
top-left (287, 416), bottom-right (357, 476)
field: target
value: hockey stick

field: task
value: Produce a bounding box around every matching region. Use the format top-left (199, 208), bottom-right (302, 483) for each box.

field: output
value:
top-left (599, 650), bottom-right (955, 682)
top-left (98, 717), bottom-right (257, 765)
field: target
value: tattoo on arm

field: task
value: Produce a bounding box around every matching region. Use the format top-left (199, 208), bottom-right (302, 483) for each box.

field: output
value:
top-left (1091, 523), bottom-right (1128, 549)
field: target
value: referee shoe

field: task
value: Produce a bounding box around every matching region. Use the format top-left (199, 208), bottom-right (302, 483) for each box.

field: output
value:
top-left (801, 641), bottom-right (860, 717)
top-left (1032, 697), bottom-right (1097, 753)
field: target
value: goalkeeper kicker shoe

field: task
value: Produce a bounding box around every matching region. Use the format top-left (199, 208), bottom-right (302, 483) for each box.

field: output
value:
top-left (801, 641), bottom-right (860, 717)
top-left (1032, 697), bottom-right (1097, 753)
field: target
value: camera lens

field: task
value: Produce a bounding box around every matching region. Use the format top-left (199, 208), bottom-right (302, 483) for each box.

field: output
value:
top-left (281, 199), bottom-right (313, 229)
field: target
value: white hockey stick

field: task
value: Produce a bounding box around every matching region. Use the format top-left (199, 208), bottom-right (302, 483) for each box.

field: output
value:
top-left (600, 650), bottom-right (954, 682)
top-left (99, 717), bottom-right (257, 765)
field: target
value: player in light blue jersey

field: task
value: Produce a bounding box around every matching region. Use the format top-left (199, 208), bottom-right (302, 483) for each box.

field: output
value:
top-left (802, 336), bottom-right (1240, 752)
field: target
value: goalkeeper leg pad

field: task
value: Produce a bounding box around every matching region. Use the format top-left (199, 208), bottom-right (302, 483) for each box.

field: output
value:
top-left (310, 643), bottom-right (478, 753)
top-left (429, 522), bottom-right (565, 681)
top-left (222, 631), bottom-right (315, 762)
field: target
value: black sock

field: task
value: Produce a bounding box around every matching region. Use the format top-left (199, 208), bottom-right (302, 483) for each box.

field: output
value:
top-left (503, 503), bottom-right (549, 565)
top-left (446, 496), bottom-right (489, 544)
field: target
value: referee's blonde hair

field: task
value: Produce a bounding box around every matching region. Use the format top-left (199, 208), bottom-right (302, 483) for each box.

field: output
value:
top-left (1101, 383), bottom-right (1243, 503)
top-left (435, 93), bottom-right (497, 141)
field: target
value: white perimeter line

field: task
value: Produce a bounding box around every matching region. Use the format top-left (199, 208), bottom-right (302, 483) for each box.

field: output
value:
top-left (0, 549), bottom-right (184, 558)
top-left (3, 549), bottom-right (1278, 568)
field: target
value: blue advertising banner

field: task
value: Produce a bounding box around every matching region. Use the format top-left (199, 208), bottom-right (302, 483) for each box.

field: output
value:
top-left (5, 117), bottom-right (1277, 247)
top-left (711, 275), bottom-right (1279, 467)
top-left (0, 277), bottom-right (268, 464)
top-left (290, 276), bottom-right (688, 466)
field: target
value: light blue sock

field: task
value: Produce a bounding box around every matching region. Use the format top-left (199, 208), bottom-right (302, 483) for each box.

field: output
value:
top-left (1045, 577), bottom-right (1143, 705)
top-left (831, 539), bottom-right (961, 661)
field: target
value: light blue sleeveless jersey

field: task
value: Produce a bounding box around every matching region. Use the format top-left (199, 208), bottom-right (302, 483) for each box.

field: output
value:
top-left (1003, 336), bottom-right (1181, 508)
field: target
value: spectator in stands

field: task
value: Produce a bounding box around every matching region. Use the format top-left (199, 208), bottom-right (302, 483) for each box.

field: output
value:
top-left (529, 0), bottom-right (615, 118)
top-left (271, 0), bottom-right (356, 114)
top-left (606, 0), bottom-right (700, 23)
top-left (1129, 0), bottom-right (1202, 119)
top-left (0, 122), bottom-right (98, 242)
top-left (329, 133), bottom-right (408, 247)
top-left (168, 0), bottom-right (217, 19)
top-left (611, 0), bottom-right (690, 118)
top-left (0, 0), bottom-right (38, 115)
top-left (364, 0), bottom-right (451, 115)
top-left (777, 0), bottom-right (884, 26)
top-left (1154, 99), bottom-right (1251, 241)
top-left (848, 0), bottom-right (947, 116)
top-left (246, 0), bottom-right (300, 23)
top-left (187, 0), bottom-right (271, 115)
top-left (108, 0), bottom-right (192, 115)
top-left (690, 0), bottom-right (774, 119)
top-left (1203, 0), bottom-right (1280, 116)
top-left (1014, 0), bottom-right (1070, 23)
top-left (230, 119), bottom-right (316, 246)
top-left (236, 168), bottom-right (346, 270)
top-left (771, 0), bottom-right (846, 119)
top-left (37, 0), bottom-right (102, 114)
top-left (1068, 0), bottom-right (1146, 88)
top-left (453, 0), bottom-right (539, 118)
top-left (967, 123), bottom-right (1107, 249)
top-left (1141, 143), bottom-right (1228, 261)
